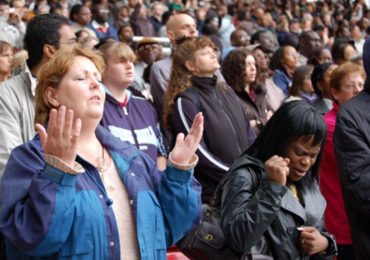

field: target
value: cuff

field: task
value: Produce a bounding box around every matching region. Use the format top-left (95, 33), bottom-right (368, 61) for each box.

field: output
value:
top-left (45, 154), bottom-right (84, 174)
top-left (167, 152), bottom-right (198, 171)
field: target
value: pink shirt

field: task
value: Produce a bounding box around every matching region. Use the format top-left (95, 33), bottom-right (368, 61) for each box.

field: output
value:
top-left (319, 103), bottom-right (353, 245)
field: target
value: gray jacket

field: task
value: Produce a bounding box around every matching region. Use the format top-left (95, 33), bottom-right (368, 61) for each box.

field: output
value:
top-left (0, 69), bottom-right (35, 178)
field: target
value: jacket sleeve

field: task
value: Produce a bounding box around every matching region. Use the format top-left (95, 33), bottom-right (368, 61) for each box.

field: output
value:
top-left (221, 167), bottom-right (287, 252)
top-left (0, 144), bottom-right (81, 256)
top-left (334, 107), bottom-right (370, 218)
top-left (149, 62), bottom-right (167, 121)
top-left (155, 163), bottom-right (202, 247)
top-left (172, 96), bottom-right (231, 173)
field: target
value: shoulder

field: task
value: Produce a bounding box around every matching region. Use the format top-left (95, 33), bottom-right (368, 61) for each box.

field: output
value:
top-left (6, 137), bottom-right (44, 172)
top-left (152, 57), bottom-right (172, 70)
top-left (0, 72), bottom-right (28, 94)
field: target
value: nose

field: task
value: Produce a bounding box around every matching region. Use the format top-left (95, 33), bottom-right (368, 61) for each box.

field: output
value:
top-left (300, 156), bottom-right (311, 168)
top-left (190, 26), bottom-right (198, 36)
top-left (89, 75), bottom-right (101, 89)
top-left (354, 84), bottom-right (363, 94)
top-left (125, 61), bottom-right (134, 69)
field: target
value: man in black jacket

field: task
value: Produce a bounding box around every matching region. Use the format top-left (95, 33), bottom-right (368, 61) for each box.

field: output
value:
top-left (334, 36), bottom-right (370, 259)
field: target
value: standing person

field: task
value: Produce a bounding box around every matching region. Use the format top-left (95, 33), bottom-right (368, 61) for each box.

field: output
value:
top-left (0, 13), bottom-right (76, 178)
top-left (150, 12), bottom-right (198, 125)
top-left (271, 45), bottom-right (299, 97)
top-left (285, 65), bottom-right (317, 104)
top-left (0, 41), bottom-right (13, 82)
top-left (164, 36), bottom-right (254, 203)
top-left (252, 45), bottom-right (285, 112)
top-left (222, 48), bottom-right (270, 136)
top-left (221, 101), bottom-right (337, 259)
top-left (0, 45), bottom-right (202, 260)
top-left (133, 37), bottom-right (163, 95)
top-left (334, 37), bottom-right (370, 260)
top-left (150, 12), bottom-right (198, 148)
top-left (130, 0), bottom-right (155, 37)
top-left (320, 62), bottom-right (365, 260)
top-left (69, 4), bottom-right (98, 42)
top-left (99, 41), bottom-right (167, 170)
top-left (88, 2), bottom-right (118, 41)
top-left (311, 63), bottom-right (337, 114)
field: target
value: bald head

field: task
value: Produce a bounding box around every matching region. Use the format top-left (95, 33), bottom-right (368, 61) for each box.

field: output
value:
top-left (166, 13), bottom-right (198, 45)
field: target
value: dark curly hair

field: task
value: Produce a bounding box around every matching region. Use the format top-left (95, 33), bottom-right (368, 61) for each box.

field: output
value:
top-left (222, 48), bottom-right (253, 92)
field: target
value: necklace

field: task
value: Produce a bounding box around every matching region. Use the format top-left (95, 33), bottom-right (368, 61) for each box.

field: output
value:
top-left (96, 145), bottom-right (114, 192)
top-left (97, 145), bottom-right (106, 175)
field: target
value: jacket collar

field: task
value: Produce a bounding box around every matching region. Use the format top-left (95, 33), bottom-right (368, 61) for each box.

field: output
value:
top-left (280, 178), bottom-right (326, 225)
top-left (191, 75), bottom-right (218, 91)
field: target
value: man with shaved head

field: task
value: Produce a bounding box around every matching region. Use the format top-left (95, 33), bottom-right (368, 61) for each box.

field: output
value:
top-left (149, 12), bottom-right (198, 146)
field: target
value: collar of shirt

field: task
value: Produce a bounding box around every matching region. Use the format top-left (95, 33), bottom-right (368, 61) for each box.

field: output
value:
top-left (25, 64), bottom-right (37, 96)
top-left (91, 20), bottom-right (109, 31)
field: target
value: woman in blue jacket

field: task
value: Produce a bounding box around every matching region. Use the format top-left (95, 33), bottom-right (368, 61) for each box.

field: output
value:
top-left (0, 45), bottom-right (203, 260)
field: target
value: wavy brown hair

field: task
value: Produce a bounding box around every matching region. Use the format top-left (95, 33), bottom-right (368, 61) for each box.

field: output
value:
top-left (163, 36), bottom-right (216, 128)
top-left (222, 48), bottom-right (254, 92)
top-left (35, 45), bottom-right (105, 126)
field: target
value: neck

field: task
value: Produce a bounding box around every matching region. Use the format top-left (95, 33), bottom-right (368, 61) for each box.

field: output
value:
top-left (193, 73), bottom-right (214, 78)
top-left (244, 84), bottom-right (250, 93)
top-left (284, 65), bottom-right (294, 78)
top-left (0, 73), bottom-right (9, 82)
top-left (103, 80), bottom-right (128, 102)
top-left (30, 58), bottom-right (49, 77)
top-left (77, 124), bottom-right (100, 150)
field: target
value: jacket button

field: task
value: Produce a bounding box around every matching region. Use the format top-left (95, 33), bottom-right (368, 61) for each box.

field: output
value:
top-left (129, 200), bottom-right (133, 205)
top-left (130, 172), bottom-right (136, 176)
top-left (109, 241), bottom-right (115, 247)
top-left (99, 194), bottom-right (104, 199)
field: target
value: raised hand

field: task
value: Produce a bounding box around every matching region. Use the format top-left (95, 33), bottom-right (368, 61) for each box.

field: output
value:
top-left (35, 106), bottom-right (81, 168)
top-left (298, 226), bottom-right (329, 255)
top-left (170, 112), bottom-right (204, 165)
top-left (265, 155), bottom-right (290, 185)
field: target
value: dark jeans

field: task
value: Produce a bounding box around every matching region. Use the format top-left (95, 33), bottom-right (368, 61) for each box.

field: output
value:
top-left (337, 245), bottom-right (355, 260)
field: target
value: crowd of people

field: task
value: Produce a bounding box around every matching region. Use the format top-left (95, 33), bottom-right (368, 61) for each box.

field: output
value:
top-left (1, 0), bottom-right (370, 259)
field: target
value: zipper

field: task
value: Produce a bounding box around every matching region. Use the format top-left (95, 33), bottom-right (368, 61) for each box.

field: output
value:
top-left (212, 88), bottom-right (243, 155)
top-left (120, 105), bottom-right (140, 149)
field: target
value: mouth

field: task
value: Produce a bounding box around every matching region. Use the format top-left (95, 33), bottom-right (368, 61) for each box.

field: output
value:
top-left (90, 95), bottom-right (101, 101)
top-left (293, 168), bottom-right (307, 177)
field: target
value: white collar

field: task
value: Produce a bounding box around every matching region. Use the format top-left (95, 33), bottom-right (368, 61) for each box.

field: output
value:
top-left (24, 65), bottom-right (37, 96)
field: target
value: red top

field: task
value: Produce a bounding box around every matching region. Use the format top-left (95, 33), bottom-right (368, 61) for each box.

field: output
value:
top-left (319, 103), bottom-right (352, 245)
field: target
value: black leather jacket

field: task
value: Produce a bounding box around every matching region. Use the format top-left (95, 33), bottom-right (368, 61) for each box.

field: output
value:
top-left (220, 154), bottom-right (337, 259)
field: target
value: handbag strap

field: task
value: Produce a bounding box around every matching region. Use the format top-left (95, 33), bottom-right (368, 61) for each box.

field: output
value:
top-left (210, 161), bottom-right (260, 208)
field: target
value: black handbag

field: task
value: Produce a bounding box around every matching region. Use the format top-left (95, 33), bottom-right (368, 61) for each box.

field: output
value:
top-left (176, 185), bottom-right (241, 260)
top-left (176, 165), bottom-right (272, 260)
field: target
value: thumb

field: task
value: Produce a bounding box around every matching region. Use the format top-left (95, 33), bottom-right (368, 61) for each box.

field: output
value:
top-left (283, 157), bottom-right (290, 166)
top-left (298, 226), bottom-right (316, 233)
top-left (35, 124), bottom-right (48, 149)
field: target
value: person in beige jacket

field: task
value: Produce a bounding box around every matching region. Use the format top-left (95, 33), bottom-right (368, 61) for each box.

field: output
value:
top-left (0, 14), bottom-right (76, 178)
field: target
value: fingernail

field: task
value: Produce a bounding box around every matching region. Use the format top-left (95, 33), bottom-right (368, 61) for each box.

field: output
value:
top-left (297, 227), bottom-right (303, 231)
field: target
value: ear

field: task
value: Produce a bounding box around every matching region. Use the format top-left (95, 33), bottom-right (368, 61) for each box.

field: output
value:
top-left (167, 31), bottom-right (176, 44)
top-left (330, 87), bottom-right (339, 101)
top-left (43, 44), bottom-right (57, 59)
top-left (45, 86), bottom-right (60, 108)
top-left (185, 60), bottom-right (196, 73)
top-left (317, 81), bottom-right (324, 92)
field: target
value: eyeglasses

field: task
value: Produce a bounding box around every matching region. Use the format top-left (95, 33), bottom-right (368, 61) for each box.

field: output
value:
top-left (138, 44), bottom-right (160, 51)
top-left (98, 9), bottom-right (109, 14)
top-left (50, 38), bottom-right (78, 46)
